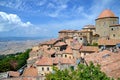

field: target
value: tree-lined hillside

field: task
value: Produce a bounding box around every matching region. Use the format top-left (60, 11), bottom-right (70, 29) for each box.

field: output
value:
top-left (46, 62), bottom-right (119, 80)
top-left (0, 49), bottom-right (31, 72)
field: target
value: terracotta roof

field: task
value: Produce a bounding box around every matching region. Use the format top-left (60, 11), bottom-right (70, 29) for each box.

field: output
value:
top-left (44, 49), bottom-right (56, 55)
top-left (59, 30), bottom-right (92, 33)
top-left (41, 45), bottom-right (50, 50)
top-left (4, 77), bottom-right (38, 80)
top-left (40, 39), bottom-right (60, 45)
top-left (80, 46), bottom-right (98, 52)
top-left (85, 50), bottom-right (113, 64)
top-left (98, 39), bottom-right (120, 45)
top-left (109, 24), bottom-right (120, 27)
top-left (59, 30), bottom-right (78, 33)
top-left (83, 25), bottom-right (95, 29)
top-left (72, 44), bottom-right (83, 50)
top-left (8, 71), bottom-right (20, 77)
top-left (53, 57), bottom-right (75, 64)
top-left (35, 57), bottom-right (53, 66)
top-left (98, 9), bottom-right (116, 19)
top-left (77, 30), bottom-right (92, 33)
top-left (27, 56), bottom-right (37, 61)
top-left (54, 42), bottom-right (67, 47)
top-left (22, 66), bottom-right (38, 77)
top-left (64, 46), bottom-right (73, 54)
top-left (84, 50), bottom-right (120, 78)
top-left (35, 56), bottom-right (75, 66)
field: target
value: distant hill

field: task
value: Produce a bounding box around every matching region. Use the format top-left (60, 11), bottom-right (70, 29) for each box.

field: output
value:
top-left (0, 37), bottom-right (52, 55)
top-left (0, 37), bottom-right (51, 42)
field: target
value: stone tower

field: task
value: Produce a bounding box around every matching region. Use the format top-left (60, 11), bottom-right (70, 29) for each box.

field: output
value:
top-left (95, 9), bottom-right (119, 38)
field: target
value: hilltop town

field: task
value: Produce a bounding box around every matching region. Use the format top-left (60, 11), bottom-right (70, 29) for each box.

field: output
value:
top-left (1, 9), bottom-right (120, 80)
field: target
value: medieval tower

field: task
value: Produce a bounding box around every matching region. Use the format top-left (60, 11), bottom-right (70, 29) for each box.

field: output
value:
top-left (95, 9), bottom-right (119, 38)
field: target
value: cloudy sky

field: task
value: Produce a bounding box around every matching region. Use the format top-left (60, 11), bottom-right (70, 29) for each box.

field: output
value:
top-left (0, 0), bottom-right (120, 38)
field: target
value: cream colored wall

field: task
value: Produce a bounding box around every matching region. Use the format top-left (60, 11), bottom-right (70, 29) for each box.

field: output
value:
top-left (62, 53), bottom-right (74, 59)
top-left (65, 39), bottom-right (72, 46)
top-left (56, 54), bottom-right (62, 57)
top-left (32, 46), bottom-right (39, 51)
top-left (73, 50), bottom-right (81, 59)
top-left (37, 66), bottom-right (52, 76)
top-left (59, 33), bottom-right (67, 38)
top-left (54, 47), bottom-right (60, 51)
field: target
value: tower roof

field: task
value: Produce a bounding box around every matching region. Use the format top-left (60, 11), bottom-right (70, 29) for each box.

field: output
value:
top-left (98, 9), bottom-right (116, 19)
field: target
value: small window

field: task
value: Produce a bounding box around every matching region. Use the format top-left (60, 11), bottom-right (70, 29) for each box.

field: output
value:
top-left (42, 67), bottom-right (44, 71)
top-left (113, 34), bottom-right (115, 37)
top-left (47, 67), bottom-right (49, 71)
top-left (111, 28), bottom-right (113, 31)
top-left (80, 38), bottom-right (82, 40)
top-left (65, 55), bottom-right (67, 58)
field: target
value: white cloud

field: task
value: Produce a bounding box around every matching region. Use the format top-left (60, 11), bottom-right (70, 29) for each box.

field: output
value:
top-left (0, 11), bottom-right (52, 37)
top-left (0, 0), bottom-right (25, 11)
top-left (0, 0), bottom-right (119, 37)
top-left (0, 11), bottom-right (32, 32)
top-left (37, 0), bottom-right (47, 6)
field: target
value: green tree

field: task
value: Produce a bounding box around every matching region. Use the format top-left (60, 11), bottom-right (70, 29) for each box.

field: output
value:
top-left (46, 62), bottom-right (113, 80)
top-left (0, 49), bottom-right (31, 72)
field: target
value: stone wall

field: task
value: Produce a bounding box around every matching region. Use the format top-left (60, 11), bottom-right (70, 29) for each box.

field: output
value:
top-left (96, 17), bottom-right (119, 37)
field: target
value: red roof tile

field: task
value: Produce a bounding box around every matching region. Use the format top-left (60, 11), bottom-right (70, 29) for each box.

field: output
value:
top-left (83, 25), bottom-right (95, 29)
top-left (40, 39), bottom-right (60, 45)
top-left (44, 49), bottom-right (56, 55)
top-left (98, 9), bottom-right (116, 19)
top-left (22, 66), bottom-right (38, 77)
top-left (109, 24), bottom-right (120, 27)
top-left (72, 44), bottom-right (83, 50)
top-left (53, 57), bottom-right (75, 64)
top-left (64, 46), bottom-right (73, 54)
top-left (85, 50), bottom-right (120, 78)
top-left (35, 57), bottom-right (53, 66)
top-left (8, 71), bottom-right (20, 77)
top-left (98, 39), bottom-right (120, 45)
top-left (54, 42), bottom-right (67, 47)
top-left (80, 46), bottom-right (98, 52)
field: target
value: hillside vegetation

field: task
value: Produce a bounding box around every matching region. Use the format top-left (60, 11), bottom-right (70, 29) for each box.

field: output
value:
top-left (0, 49), bottom-right (31, 72)
top-left (46, 62), bottom-right (120, 80)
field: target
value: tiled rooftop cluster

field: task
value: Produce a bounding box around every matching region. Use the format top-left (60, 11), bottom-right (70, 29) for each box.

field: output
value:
top-left (4, 9), bottom-right (120, 80)
top-left (85, 50), bottom-right (120, 79)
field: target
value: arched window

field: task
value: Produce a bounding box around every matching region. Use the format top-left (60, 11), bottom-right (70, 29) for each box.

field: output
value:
top-left (42, 67), bottom-right (44, 71)
top-left (113, 34), bottom-right (115, 37)
top-left (47, 67), bottom-right (49, 71)
top-left (111, 28), bottom-right (113, 31)
top-left (65, 55), bottom-right (67, 58)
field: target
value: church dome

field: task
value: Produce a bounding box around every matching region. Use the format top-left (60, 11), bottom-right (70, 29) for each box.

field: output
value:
top-left (98, 9), bottom-right (116, 19)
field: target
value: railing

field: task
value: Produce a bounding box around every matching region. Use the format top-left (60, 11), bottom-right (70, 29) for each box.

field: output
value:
top-left (0, 72), bottom-right (8, 80)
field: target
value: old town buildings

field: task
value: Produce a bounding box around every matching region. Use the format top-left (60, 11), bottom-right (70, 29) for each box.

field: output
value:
top-left (59, 9), bottom-right (120, 44)
top-left (3, 9), bottom-right (120, 80)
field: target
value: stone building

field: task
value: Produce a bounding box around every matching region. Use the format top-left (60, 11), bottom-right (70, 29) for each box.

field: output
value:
top-left (109, 24), bottom-right (120, 39)
top-left (59, 30), bottom-right (93, 44)
top-left (59, 9), bottom-right (120, 44)
top-left (95, 9), bottom-right (119, 38)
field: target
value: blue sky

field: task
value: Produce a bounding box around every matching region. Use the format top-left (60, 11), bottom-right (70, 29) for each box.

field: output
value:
top-left (0, 0), bottom-right (120, 38)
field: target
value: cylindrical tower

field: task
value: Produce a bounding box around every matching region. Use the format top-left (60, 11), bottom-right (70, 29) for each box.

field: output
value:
top-left (95, 9), bottom-right (119, 38)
